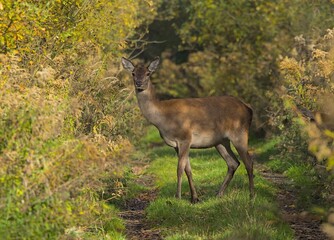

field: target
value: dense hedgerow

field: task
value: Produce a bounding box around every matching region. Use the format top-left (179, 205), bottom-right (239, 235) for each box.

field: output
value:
top-left (0, 0), bottom-right (159, 238)
top-left (278, 30), bottom-right (334, 237)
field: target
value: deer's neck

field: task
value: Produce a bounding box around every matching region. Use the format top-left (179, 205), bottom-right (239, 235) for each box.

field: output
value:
top-left (136, 81), bottom-right (162, 126)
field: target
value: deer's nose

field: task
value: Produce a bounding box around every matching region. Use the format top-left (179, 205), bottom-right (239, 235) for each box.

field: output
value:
top-left (135, 81), bottom-right (142, 87)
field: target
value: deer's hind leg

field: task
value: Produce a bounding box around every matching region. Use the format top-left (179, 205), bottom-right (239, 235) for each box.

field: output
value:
top-left (233, 134), bottom-right (254, 199)
top-left (216, 140), bottom-right (240, 197)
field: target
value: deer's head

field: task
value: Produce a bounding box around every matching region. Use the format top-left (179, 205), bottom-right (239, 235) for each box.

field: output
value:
top-left (121, 57), bottom-right (160, 92)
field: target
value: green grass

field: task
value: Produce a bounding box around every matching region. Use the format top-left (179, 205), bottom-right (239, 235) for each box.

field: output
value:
top-left (252, 136), bottom-right (331, 211)
top-left (143, 127), bottom-right (294, 239)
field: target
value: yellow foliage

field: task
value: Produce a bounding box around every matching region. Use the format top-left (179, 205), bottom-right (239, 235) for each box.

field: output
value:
top-left (0, 0), bottom-right (158, 238)
top-left (280, 29), bottom-right (334, 172)
top-left (323, 209), bottom-right (334, 239)
top-left (279, 57), bottom-right (304, 83)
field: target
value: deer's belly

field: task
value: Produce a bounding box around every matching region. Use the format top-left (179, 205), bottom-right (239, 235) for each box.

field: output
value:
top-left (190, 131), bottom-right (219, 148)
top-left (159, 129), bottom-right (223, 149)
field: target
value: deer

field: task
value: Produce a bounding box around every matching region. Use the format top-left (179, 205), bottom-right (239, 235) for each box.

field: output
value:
top-left (121, 56), bottom-right (254, 203)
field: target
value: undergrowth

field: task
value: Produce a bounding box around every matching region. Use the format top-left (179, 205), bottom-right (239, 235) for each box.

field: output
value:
top-left (253, 136), bottom-right (333, 214)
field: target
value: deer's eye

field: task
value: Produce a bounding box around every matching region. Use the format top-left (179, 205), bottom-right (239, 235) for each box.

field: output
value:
top-left (131, 72), bottom-right (135, 76)
top-left (146, 72), bottom-right (150, 76)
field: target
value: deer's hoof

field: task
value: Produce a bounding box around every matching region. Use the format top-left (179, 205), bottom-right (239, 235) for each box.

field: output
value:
top-left (191, 197), bottom-right (200, 204)
top-left (216, 192), bottom-right (224, 198)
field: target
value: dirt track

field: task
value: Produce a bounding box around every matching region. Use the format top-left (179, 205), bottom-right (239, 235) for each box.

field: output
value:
top-left (118, 164), bottom-right (162, 240)
top-left (260, 167), bottom-right (329, 240)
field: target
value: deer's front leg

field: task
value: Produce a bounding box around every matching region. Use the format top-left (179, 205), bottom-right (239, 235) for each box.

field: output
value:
top-left (176, 142), bottom-right (190, 199)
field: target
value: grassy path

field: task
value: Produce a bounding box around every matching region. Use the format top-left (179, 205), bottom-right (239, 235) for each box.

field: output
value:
top-left (118, 127), bottom-right (328, 239)
top-left (259, 168), bottom-right (327, 240)
top-left (117, 159), bottom-right (162, 240)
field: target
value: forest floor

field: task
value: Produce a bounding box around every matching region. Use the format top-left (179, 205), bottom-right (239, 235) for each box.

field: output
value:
top-left (258, 165), bottom-right (328, 240)
top-left (118, 128), bottom-right (329, 239)
top-left (118, 163), bottom-right (163, 240)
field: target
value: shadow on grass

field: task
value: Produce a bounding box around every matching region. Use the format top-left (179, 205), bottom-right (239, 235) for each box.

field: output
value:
top-left (153, 172), bottom-right (276, 204)
top-left (148, 143), bottom-right (277, 201)
top-left (149, 149), bottom-right (274, 195)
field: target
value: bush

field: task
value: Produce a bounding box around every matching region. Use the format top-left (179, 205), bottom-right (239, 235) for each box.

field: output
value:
top-left (0, 0), bottom-right (159, 238)
top-left (279, 29), bottom-right (334, 172)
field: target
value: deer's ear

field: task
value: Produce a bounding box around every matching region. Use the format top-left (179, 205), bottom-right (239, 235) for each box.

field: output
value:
top-left (121, 57), bottom-right (135, 72)
top-left (148, 57), bottom-right (160, 72)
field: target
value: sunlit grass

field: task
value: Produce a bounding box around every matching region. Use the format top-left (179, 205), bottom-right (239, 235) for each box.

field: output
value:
top-left (144, 127), bottom-right (293, 239)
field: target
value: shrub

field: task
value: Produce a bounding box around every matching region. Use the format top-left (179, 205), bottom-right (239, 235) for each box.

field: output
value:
top-left (279, 29), bottom-right (334, 172)
top-left (0, 0), bottom-right (159, 238)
